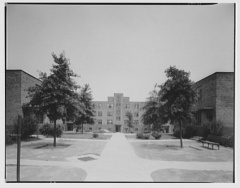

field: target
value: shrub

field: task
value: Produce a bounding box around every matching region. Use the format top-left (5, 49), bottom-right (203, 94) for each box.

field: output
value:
top-left (136, 133), bottom-right (143, 139)
top-left (210, 120), bottom-right (224, 136)
top-left (13, 116), bottom-right (38, 140)
top-left (39, 123), bottom-right (62, 137)
top-left (152, 132), bottom-right (161, 139)
top-left (173, 128), bottom-right (185, 138)
top-left (93, 133), bottom-right (99, 138)
top-left (184, 124), bottom-right (197, 138)
top-left (143, 133), bottom-right (150, 139)
top-left (200, 123), bottom-right (211, 138)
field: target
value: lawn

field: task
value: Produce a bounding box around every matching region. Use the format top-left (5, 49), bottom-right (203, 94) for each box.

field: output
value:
top-left (61, 132), bottom-right (112, 140)
top-left (129, 140), bottom-right (233, 162)
top-left (6, 138), bottom-right (109, 162)
top-left (151, 169), bottom-right (233, 182)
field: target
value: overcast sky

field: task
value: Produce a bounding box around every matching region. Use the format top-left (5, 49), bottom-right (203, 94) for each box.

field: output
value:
top-left (6, 3), bottom-right (234, 101)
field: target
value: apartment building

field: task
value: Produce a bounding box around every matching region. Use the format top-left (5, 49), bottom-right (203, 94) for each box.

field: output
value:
top-left (193, 72), bottom-right (234, 135)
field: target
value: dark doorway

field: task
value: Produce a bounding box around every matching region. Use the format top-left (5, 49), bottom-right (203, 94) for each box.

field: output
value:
top-left (115, 125), bottom-right (121, 132)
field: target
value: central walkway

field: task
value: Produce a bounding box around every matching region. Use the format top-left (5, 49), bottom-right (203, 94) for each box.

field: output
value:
top-left (85, 133), bottom-right (153, 181)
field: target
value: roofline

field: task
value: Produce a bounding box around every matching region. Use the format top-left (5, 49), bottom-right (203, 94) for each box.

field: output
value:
top-left (6, 69), bottom-right (42, 82)
top-left (193, 72), bottom-right (234, 85)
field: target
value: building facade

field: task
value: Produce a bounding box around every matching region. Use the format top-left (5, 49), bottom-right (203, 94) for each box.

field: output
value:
top-left (87, 93), bottom-right (174, 133)
top-left (193, 72), bottom-right (234, 135)
top-left (6, 70), bottom-right (63, 131)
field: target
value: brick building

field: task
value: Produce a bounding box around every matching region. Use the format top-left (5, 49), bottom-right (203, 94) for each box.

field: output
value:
top-left (6, 70), bottom-right (63, 130)
top-left (86, 93), bottom-right (174, 133)
top-left (193, 72), bottom-right (234, 135)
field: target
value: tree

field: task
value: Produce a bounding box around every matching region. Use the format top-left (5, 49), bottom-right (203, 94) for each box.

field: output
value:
top-left (74, 84), bottom-right (95, 133)
top-left (159, 66), bottom-right (197, 148)
top-left (141, 84), bottom-right (165, 132)
top-left (125, 111), bottom-right (134, 132)
top-left (25, 52), bottom-right (81, 147)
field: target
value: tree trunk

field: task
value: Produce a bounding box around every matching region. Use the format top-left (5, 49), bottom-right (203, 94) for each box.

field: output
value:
top-left (82, 123), bottom-right (83, 134)
top-left (53, 119), bottom-right (56, 147)
top-left (179, 121), bottom-right (183, 148)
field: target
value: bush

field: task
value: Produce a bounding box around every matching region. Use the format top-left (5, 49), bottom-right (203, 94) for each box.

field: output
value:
top-left (184, 124), bottom-right (197, 138)
top-left (93, 133), bottom-right (99, 138)
top-left (39, 123), bottom-right (62, 137)
top-left (207, 134), bottom-right (234, 148)
top-left (173, 128), bottom-right (185, 138)
top-left (136, 133), bottom-right (143, 139)
top-left (152, 132), bottom-right (161, 139)
top-left (201, 120), bottom-right (224, 138)
top-left (143, 133), bottom-right (150, 139)
top-left (13, 116), bottom-right (38, 140)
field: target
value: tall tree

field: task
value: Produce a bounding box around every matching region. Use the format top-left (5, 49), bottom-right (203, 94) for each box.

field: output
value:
top-left (26, 52), bottom-right (81, 147)
top-left (125, 111), bottom-right (134, 132)
top-left (74, 84), bottom-right (95, 133)
top-left (159, 66), bottom-right (197, 148)
top-left (141, 84), bottom-right (164, 132)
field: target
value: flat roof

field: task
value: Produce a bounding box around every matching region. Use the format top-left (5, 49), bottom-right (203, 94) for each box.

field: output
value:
top-left (6, 69), bottom-right (42, 83)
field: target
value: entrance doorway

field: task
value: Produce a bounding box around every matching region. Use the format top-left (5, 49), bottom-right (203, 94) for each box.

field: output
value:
top-left (115, 125), bottom-right (121, 132)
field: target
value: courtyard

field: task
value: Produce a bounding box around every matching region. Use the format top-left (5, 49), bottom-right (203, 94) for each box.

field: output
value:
top-left (5, 133), bottom-right (233, 182)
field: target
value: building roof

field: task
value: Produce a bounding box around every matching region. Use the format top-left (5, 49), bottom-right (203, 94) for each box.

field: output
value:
top-left (6, 69), bottom-right (42, 82)
top-left (193, 72), bottom-right (234, 85)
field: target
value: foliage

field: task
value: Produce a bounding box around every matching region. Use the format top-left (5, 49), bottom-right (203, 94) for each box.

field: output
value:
top-left (201, 120), bottom-right (224, 138)
top-left (74, 84), bottom-right (95, 134)
top-left (152, 131), bottom-right (161, 139)
top-left (141, 85), bottom-right (164, 132)
top-left (136, 133), bottom-right (143, 139)
top-left (184, 124), bottom-right (197, 138)
top-left (25, 52), bottom-right (81, 147)
top-left (207, 135), bottom-right (234, 148)
top-left (39, 123), bottom-right (62, 137)
top-left (136, 132), bottom-right (150, 139)
top-left (93, 133), bottom-right (99, 138)
top-left (125, 111), bottom-right (134, 132)
top-left (13, 116), bottom-right (38, 140)
top-left (159, 66), bottom-right (198, 147)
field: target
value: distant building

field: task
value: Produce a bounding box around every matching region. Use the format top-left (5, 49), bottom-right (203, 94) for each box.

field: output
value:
top-left (6, 70), bottom-right (63, 131)
top-left (193, 72), bottom-right (234, 135)
top-left (87, 93), bottom-right (174, 133)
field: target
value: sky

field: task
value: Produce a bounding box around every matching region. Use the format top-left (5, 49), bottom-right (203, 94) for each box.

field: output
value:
top-left (6, 3), bottom-right (234, 101)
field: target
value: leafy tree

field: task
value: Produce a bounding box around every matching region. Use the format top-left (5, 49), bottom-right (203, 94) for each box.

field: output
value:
top-left (74, 84), bottom-right (95, 133)
top-left (125, 111), bottom-right (134, 132)
top-left (25, 52), bottom-right (81, 147)
top-left (159, 66), bottom-right (197, 148)
top-left (141, 84), bottom-right (164, 132)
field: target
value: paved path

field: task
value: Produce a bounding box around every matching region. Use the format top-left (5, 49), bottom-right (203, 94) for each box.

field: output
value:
top-left (6, 133), bottom-right (233, 182)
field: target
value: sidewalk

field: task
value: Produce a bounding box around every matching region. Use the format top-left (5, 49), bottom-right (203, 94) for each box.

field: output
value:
top-left (85, 133), bottom-right (153, 182)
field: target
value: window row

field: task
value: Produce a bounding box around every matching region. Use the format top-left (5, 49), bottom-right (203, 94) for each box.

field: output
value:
top-left (96, 111), bottom-right (139, 117)
top-left (92, 103), bottom-right (140, 109)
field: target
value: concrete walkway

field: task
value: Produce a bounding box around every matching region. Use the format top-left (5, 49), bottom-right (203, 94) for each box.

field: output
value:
top-left (85, 133), bottom-right (153, 181)
top-left (6, 133), bottom-right (233, 182)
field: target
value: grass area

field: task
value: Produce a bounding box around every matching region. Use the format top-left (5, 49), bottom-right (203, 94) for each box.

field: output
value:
top-left (6, 165), bottom-right (87, 182)
top-left (6, 139), bottom-right (108, 162)
top-left (125, 133), bottom-right (176, 140)
top-left (61, 132), bottom-right (112, 140)
top-left (151, 169), bottom-right (233, 182)
top-left (130, 140), bottom-right (233, 162)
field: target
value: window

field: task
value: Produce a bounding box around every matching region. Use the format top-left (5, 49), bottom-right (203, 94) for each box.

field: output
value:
top-left (89, 127), bottom-right (92, 131)
top-left (98, 104), bottom-right (102, 108)
top-left (134, 120), bottom-right (139, 125)
top-left (98, 120), bottom-right (102, 125)
top-left (134, 112), bottom-right (139, 117)
top-left (116, 103), bottom-right (121, 107)
top-left (37, 113), bottom-right (44, 124)
top-left (98, 111), bottom-right (102, 116)
top-left (116, 117), bottom-right (121, 121)
top-left (125, 104), bottom-right (129, 109)
top-left (135, 104), bottom-right (139, 109)
top-left (116, 109), bottom-right (121, 115)
top-left (108, 104), bottom-right (113, 108)
top-left (107, 111), bottom-right (113, 116)
top-left (107, 120), bottom-right (113, 125)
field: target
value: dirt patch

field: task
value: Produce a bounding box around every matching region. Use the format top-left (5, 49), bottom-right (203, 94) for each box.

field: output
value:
top-left (151, 169), bottom-right (233, 182)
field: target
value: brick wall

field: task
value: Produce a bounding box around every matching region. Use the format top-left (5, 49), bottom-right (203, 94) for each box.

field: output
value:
top-left (6, 71), bottom-right (22, 128)
top-left (216, 73), bottom-right (234, 135)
